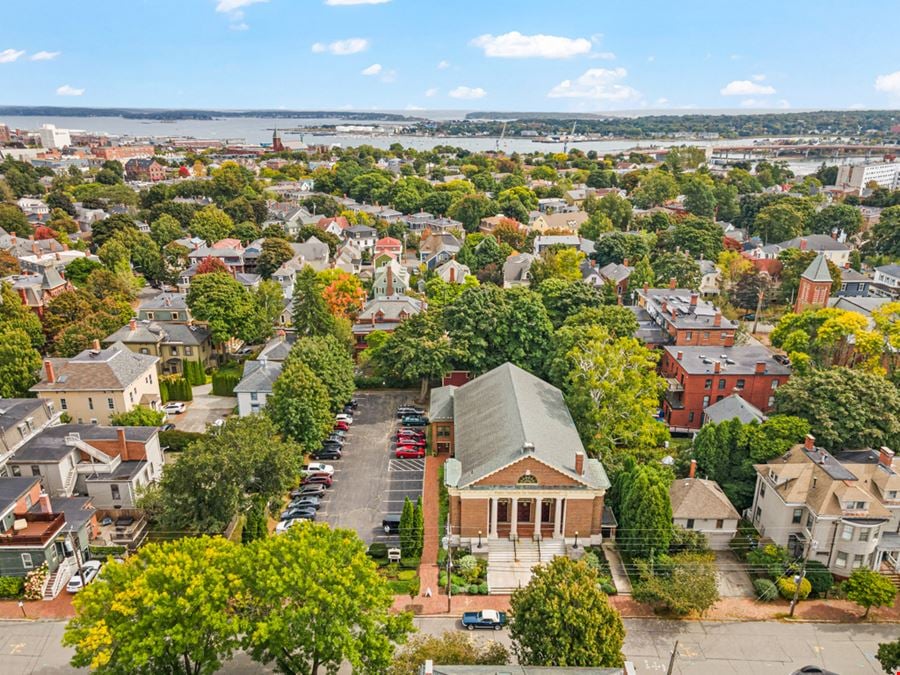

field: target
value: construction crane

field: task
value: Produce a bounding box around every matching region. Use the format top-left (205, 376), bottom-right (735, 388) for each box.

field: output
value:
top-left (495, 121), bottom-right (508, 153)
top-left (563, 121), bottom-right (577, 153)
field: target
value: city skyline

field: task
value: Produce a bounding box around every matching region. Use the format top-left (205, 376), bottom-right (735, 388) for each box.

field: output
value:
top-left (1, 0), bottom-right (900, 112)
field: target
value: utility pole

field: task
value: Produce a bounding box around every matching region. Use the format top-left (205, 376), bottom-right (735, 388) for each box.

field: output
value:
top-left (789, 539), bottom-right (817, 618)
top-left (751, 289), bottom-right (765, 335)
top-left (665, 640), bottom-right (679, 675)
top-left (446, 543), bottom-right (453, 613)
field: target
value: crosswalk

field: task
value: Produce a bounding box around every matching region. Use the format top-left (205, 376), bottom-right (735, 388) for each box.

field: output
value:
top-left (389, 458), bottom-right (426, 472)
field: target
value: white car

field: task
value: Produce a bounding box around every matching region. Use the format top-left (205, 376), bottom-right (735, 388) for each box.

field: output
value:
top-left (302, 463), bottom-right (334, 476)
top-left (163, 402), bottom-right (187, 415)
top-left (335, 414), bottom-right (353, 424)
top-left (66, 560), bottom-right (102, 593)
top-left (275, 518), bottom-right (309, 533)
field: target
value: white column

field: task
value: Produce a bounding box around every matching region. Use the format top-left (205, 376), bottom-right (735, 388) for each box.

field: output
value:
top-left (490, 498), bottom-right (498, 537)
top-left (510, 497), bottom-right (518, 539)
top-left (554, 498), bottom-right (563, 538)
top-left (535, 498), bottom-right (542, 539)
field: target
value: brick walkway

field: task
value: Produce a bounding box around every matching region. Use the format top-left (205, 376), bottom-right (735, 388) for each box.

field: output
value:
top-left (0, 593), bottom-right (75, 620)
top-left (408, 453), bottom-right (447, 613)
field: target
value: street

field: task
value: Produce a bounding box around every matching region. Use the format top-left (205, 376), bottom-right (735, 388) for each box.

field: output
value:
top-left (7, 617), bottom-right (895, 674)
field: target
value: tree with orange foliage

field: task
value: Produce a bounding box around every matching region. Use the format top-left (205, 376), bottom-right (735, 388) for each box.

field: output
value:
top-left (196, 256), bottom-right (229, 276)
top-left (492, 218), bottom-right (527, 250)
top-left (321, 270), bottom-right (366, 321)
top-left (33, 225), bottom-right (59, 240)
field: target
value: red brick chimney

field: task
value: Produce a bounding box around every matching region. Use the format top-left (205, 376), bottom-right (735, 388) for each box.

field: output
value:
top-left (39, 492), bottom-right (52, 514)
top-left (669, 277), bottom-right (677, 289)
top-left (117, 428), bottom-right (128, 457)
top-left (879, 446), bottom-right (895, 468)
top-left (676, 350), bottom-right (683, 360)
top-left (804, 434), bottom-right (816, 450)
top-left (690, 293), bottom-right (699, 307)
top-left (799, 238), bottom-right (807, 251)
top-left (714, 311), bottom-right (722, 327)
top-left (91, 338), bottom-right (101, 351)
top-left (575, 451), bottom-right (584, 476)
top-left (43, 360), bottom-right (55, 383)
top-left (643, 281), bottom-right (649, 294)
top-left (622, 258), bottom-right (629, 267)
top-left (449, 265), bottom-right (456, 283)
top-left (129, 318), bottom-right (137, 331)
top-left (689, 459), bottom-right (697, 478)
top-left (713, 360), bottom-right (721, 373)
top-left (754, 361), bottom-right (766, 374)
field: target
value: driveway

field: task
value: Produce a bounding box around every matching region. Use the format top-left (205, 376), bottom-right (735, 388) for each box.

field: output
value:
top-left (172, 384), bottom-right (236, 433)
top-left (318, 390), bottom-right (424, 547)
top-left (714, 550), bottom-right (755, 598)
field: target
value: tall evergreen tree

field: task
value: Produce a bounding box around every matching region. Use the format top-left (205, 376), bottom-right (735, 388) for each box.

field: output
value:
top-left (292, 266), bottom-right (337, 337)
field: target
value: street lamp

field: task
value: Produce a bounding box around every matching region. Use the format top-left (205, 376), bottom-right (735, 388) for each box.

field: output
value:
top-left (17, 601), bottom-right (25, 619)
top-left (477, 530), bottom-right (482, 549)
top-left (573, 531), bottom-right (579, 549)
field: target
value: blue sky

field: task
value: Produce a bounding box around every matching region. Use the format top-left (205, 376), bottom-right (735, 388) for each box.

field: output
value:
top-left (2, 0), bottom-right (900, 112)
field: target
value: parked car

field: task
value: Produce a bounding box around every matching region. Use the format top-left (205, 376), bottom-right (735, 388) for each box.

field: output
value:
top-left (324, 434), bottom-right (346, 446)
top-left (275, 517), bottom-right (309, 533)
top-left (461, 610), bottom-right (507, 631)
top-left (291, 484), bottom-right (326, 498)
top-left (302, 463), bottom-right (335, 476)
top-left (163, 402), bottom-right (186, 415)
top-left (66, 560), bottom-right (102, 593)
top-left (396, 447), bottom-right (425, 459)
top-left (235, 345), bottom-right (256, 356)
top-left (301, 474), bottom-right (333, 488)
top-left (396, 406), bottom-right (425, 418)
top-left (329, 429), bottom-right (348, 439)
top-left (397, 428), bottom-right (425, 437)
top-left (289, 496), bottom-right (321, 510)
top-left (311, 447), bottom-right (341, 460)
top-left (160, 423), bottom-right (176, 432)
top-left (342, 404), bottom-right (357, 415)
top-left (790, 668), bottom-right (839, 675)
top-left (335, 413), bottom-right (353, 424)
top-left (334, 420), bottom-right (350, 432)
top-left (280, 506), bottom-right (317, 521)
top-left (382, 514), bottom-right (401, 534)
top-left (401, 415), bottom-right (429, 427)
top-left (396, 436), bottom-right (426, 447)
top-left (345, 398), bottom-right (359, 410)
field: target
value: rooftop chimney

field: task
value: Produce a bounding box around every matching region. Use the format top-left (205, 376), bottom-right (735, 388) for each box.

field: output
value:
top-left (799, 238), bottom-right (807, 251)
top-left (129, 318), bottom-right (137, 331)
top-left (44, 360), bottom-right (55, 383)
top-left (879, 446), bottom-right (895, 468)
top-left (669, 277), bottom-right (677, 289)
top-left (713, 311), bottom-right (722, 327)
top-left (804, 434), bottom-right (816, 450)
top-left (38, 491), bottom-right (52, 514)
top-left (755, 361), bottom-right (766, 374)
top-left (449, 265), bottom-right (456, 283)
top-left (91, 338), bottom-right (101, 351)
top-left (117, 428), bottom-right (128, 456)
top-left (522, 441), bottom-right (535, 454)
top-left (643, 281), bottom-right (649, 294)
top-left (423, 660), bottom-right (434, 675)
top-left (690, 292), bottom-right (699, 307)
top-left (623, 258), bottom-right (629, 267)
top-left (575, 451), bottom-right (585, 476)
top-left (689, 459), bottom-right (697, 479)
top-left (676, 350), bottom-right (683, 360)
top-left (713, 360), bottom-right (721, 374)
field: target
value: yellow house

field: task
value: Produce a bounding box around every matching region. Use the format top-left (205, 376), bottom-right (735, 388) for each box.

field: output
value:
top-left (30, 341), bottom-right (161, 425)
top-left (104, 319), bottom-right (215, 376)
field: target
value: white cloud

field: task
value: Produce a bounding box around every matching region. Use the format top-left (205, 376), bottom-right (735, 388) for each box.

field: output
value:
top-left (449, 85), bottom-right (486, 100)
top-left (470, 31), bottom-right (592, 59)
top-left (215, 0), bottom-right (267, 11)
top-left (720, 79), bottom-right (776, 96)
top-left (655, 97), bottom-right (669, 106)
top-left (0, 49), bottom-right (25, 63)
top-left (590, 51), bottom-right (616, 60)
top-left (229, 22), bottom-right (249, 30)
top-left (311, 38), bottom-right (369, 55)
top-left (425, 87), bottom-right (439, 97)
top-left (56, 84), bottom-right (84, 96)
top-left (326, 0), bottom-right (389, 4)
top-left (751, 74), bottom-right (766, 82)
top-left (875, 70), bottom-right (900, 95)
top-left (546, 67), bottom-right (640, 103)
top-left (30, 51), bottom-right (60, 61)
top-left (361, 63), bottom-right (382, 76)
top-left (437, 60), bottom-right (450, 70)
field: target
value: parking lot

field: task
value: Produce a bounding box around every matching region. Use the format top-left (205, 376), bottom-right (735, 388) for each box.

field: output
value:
top-left (168, 384), bottom-right (236, 433)
top-left (316, 390), bottom-right (425, 546)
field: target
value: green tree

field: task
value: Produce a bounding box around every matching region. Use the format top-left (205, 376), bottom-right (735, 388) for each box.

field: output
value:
top-left (190, 205), bottom-right (234, 243)
top-left (528, 247), bottom-right (585, 285)
top-left (633, 551), bottom-right (720, 616)
top-left (63, 536), bottom-right (244, 675)
top-left (617, 462), bottom-right (673, 558)
top-left (592, 231), bottom-right (652, 267)
top-left (286, 335), bottom-right (355, 412)
top-left (595, 192), bottom-right (633, 230)
top-left (399, 496), bottom-right (416, 557)
top-left (63, 257), bottom-right (104, 286)
top-left (0, 282), bottom-right (44, 349)
top-left (448, 193), bottom-right (497, 233)
top-left (268, 360), bottom-right (333, 449)
top-left (291, 266), bottom-right (337, 337)
top-left (661, 216), bottom-right (723, 261)
top-left (413, 496), bottom-right (424, 557)
top-left (682, 175), bottom-right (717, 218)
top-left (0, 203), bottom-right (32, 236)
top-left (0, 328), bottom-right (41, 397)
top-left (537, 278), bottom-right (606, 328)
top-left (775, 368), bottom-right (900, 451)
top-left (109, 406), bottom-right (166, 427)
top-left (89, 214), bottom-right (138, 248)
top-left (187, 272), bottom-right (252, 347)
top-left (753, 202), bottom-right (806, 244)
top-left (562, 306), bottom-right (639, 339)
top-left (632, 170), bottom-right (678, 208)
top-left (653, 251), bottom-right (701, 288)
top-left (389, 632), bottom-right (508, 675)
top-left (149, 213), bottom-right (185, 247)
top-left (809, 203), bottom-right (863, 237)
top-left (497, 185), bottom-right (538, 222)
top-left (844, 568), bottom-right (897, 618)
top-left (242, 523), bottom-right (413, 675)
top-left (509, 557), bottom-right (625, 667)
top-left (255, 237), bottom-right (295, 279)
top-left (877, 638), bottom-right (900, 674)
top-left (373, 311), bottom-right (457, 398)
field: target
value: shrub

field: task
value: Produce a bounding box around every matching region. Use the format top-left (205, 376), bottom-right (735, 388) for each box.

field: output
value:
top-left (89, 545), bottom-right (127, 558)
top-left (805, 560), bottom-right (834, 598)
top-left (23, 563), bottom-right (48, 600)
top-left (439, 570), bottom-right (448, 587)
top-left (747, 543), bottom-right (793, 579)
top-left (467, 584), bottom-right (483, 594)
top-left (399, 556), bottom-right (420, 569)
top-left (158, 429), bottom-right (203, 452)
top-left (161, 376), bottom-right (193, 401)
top-left (354, 375), bottom-right (384, 389)
top-left (183, 359), bottom-right (208, 386)
top-left (600, 580), bottom-right (617, 596)
top-left (581, 551), bottom-right (601, 571)
top-left (777, 576), bottom-right (812, 601)
top-left (476, 582), bottom-right (488, 595)
top-left (211, 370), bottom-right (241, 396)
top-left (0, 576), bottom-right (24, 598)
top-left (367, 542), bottom-right (388, 558)
top-left (450, 584), bottom-right (467, 595)
top-left (397, 570), bottom-right (417, 581)
top-left (753, 578), bottom-right (778, 602)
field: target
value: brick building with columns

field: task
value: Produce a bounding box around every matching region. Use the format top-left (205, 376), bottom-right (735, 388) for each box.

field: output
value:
top-left (434, 363), bottom-right (612, 590)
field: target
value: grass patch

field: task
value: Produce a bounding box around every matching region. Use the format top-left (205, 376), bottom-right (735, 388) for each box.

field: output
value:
top-left (437, 464), bottom-right (449, 542)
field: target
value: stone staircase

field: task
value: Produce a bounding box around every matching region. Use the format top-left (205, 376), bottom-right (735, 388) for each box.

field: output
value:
top-left (882, 570), bottom-right (900, 591)
top-left (486, 538), bottom-right (567, 595)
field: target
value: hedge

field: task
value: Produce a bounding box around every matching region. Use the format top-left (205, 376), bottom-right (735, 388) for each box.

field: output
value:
top-left (89, 545), bottom-right (127, 558)
top-left (805, 560), bottom-right (835, 598)
top-left (753, 578), bottom-right (778, 602)
top-left (183, 360), bottom-right (207, 386)
top-left (367, 543), bottom-right (388, 559)
top-left (777, 576), bottom-right (812, 601)
top-left (159, 430), bottom-right (203, 452)
top-left (354, 375), bottom-right (384, 389)
top-left (0, 576), bottom-right (24, 599)
top-left (161, 377), bottom-right (192, 402)
top-left (212, 371), bottom-right (241, 396)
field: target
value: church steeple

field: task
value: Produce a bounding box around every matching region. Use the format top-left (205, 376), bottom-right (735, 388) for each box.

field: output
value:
top-left (272, 123), bottom-right (284, 152)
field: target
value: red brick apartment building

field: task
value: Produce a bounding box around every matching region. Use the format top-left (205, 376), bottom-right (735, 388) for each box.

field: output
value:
top-left (635, 285), bottom-right (738, 347)
top-left (660, 345), bottom-right (792, 431)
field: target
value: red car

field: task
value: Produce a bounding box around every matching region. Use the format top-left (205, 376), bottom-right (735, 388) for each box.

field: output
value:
top-left (396, 447), bottom-right (425, 459)
top-left (334, 420), bottom-right (350, 431)
top-left (302, 475), bottom-right (333, 487)
top-left (397, 428), bottom-right (425, 438)
top-left (396, 436), bottom-right (426, 447)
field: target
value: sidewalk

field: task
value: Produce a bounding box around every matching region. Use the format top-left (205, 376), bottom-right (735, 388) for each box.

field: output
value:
top-left (602, 543), bottom-right (632, 595)
top-left (407, 453), bottom-right (447, 614)
top-left (0, 592), bottom-right (75, 620)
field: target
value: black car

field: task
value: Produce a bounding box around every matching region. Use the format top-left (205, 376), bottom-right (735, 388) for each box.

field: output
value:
top-left (396, 406), bottom-right (425, 418)
top-left (280, 506), bottom-right (316, 521)
top-left (288, 496), bottom-right (321, 510)
top-left (311, 448), bottom-right (342, 460)
top-left (159, 423), bottom-right (176, 432)
top-left (291, 484), bottom-right (326, 499)
top-left (345, 399), bottom-right (359, 410)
